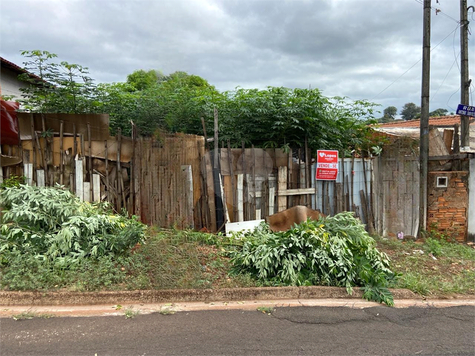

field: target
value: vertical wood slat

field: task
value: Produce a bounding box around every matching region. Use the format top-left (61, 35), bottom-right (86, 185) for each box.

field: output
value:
top-left (277, 166), bottom-right (287, 212)
top-left (116, 128), bottom-right (123, 211)
top-left (251, 145), bottom-right (257, 220)
top-left (36, 169), bottom-right (45, 187)
top-left (105, 140), bottom-right (110, 203)
top-left (182, 165), bottom-right (194, 228)
top-left (227, 140), bottom-right (237, 222)
top-left (59, 121), bottom-right (64, 185)
top-left (24, 163), bottom-right (33, 185)
top-left (75, 157), bottom-right (84, 200)
top-left (93, 174), bottom-right (101, 202)
top-left (83, 182), bottom-right (91, 202)
top-left (87, 123), bottom-right (93, 200)
top-left (237, 174), bottom-right (244, 222)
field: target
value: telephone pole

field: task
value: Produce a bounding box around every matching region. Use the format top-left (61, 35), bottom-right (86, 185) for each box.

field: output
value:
top-left (460, 0), bottom-right (470, 150)
top-left (420, 0), bottom-right (431, 236)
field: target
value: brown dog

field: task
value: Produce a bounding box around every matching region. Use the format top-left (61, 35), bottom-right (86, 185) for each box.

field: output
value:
top-left (266, 205), bottom-right (325, 232)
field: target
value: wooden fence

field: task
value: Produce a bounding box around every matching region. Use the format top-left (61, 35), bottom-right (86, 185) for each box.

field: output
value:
top-left (3, 114), bottom-right (446, 237)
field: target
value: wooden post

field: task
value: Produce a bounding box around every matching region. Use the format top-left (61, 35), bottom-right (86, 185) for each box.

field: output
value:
top-left (129, 121), bottom-right (136, 214)
top-left (305, 136), bottom-right (310, 206)
top-left (59, 121), bottom-right (64, 185)
top-left (40, 115), bottom-right (48, 186)
top-left (251, 145), bottom-right (257, 219)
top-left (277, 166), bottom-right (287, 212)
top-left (72, 123), bottom-right (77, 191)
top-left (341, 153), bottom-right (346, 211)
top-left (36, 170), bottom-right (45, 187)
top-left (105, 140), bottom-right (110, 203)
top-left (75, 157), bottom-right (84, 200)
top-left (87, 123), bottom-right (93, 203)
top-left (182, 165), bottom-right (194, 228)
top-left (29, 115), bottom-right (37, 180)
top-left (227, 140), bottom-right (237, 222)
top-left (93, 174), bottom-right (101, 202)
top-left (201, 117), bottom-right (209, 150)
top-left (351, 153), bottom-right (355, 211)
top-left (237, 173), bottom-right (244, 222)
top-left (24, 163), bottom-right (33, 185)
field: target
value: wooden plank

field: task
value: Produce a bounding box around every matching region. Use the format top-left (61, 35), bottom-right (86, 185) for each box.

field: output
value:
top-left (83, 182), bottom-right (91, 202)
top-left (268, 186), bottom-right (276, 216)
top-left (87, 123), bottom-right (93, 200)
top-left (252, 145), bottom-right (257, 220)
top-left (75, 158), bottom-right (84, 200)
top-left (300, 163), bottom-right (306, 205)
top-left (36, 169), bottom-right (45, 187)
top-left (278, 188), bottom-right (316, 196)
top-left (59, 121), bottom-right (64, 185)
top-left (93, 174), bottom-right (101, 202)
top-left (227, 140), bottom-right (237, 222)
top-left (182, 165), bottom-right (194, 228)
top-left (237, 173), bottom-right (244, 222)
top-left (277, 166), bottom-right (287, 212)
top-left (336, 183), bottom-right (343, 213)
top-left (443, 129), bottom-right (454, 153)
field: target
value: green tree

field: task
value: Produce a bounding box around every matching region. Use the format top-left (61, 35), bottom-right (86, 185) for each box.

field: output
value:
top-left (18, 50), bottom-right (98, 113)
top-left (126, 69), bottom-right (164, 91)
top-left (400, 102), bottom-right (421, 121)
top-left (429, 108), bottom-right (448, 117)
top-left (378, 106), bottom-right (397, 122)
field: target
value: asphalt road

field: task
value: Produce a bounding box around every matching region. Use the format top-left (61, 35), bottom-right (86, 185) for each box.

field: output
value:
top-left (1, 305), bottom-right (474, 356)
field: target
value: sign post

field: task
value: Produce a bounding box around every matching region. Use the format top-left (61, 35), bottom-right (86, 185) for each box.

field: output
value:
top-left (316, 150), bottom-right (339, 180)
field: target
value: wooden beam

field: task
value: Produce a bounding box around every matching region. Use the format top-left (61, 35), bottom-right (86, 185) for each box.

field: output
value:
top-left (278, 188), bottom-right (316, 196)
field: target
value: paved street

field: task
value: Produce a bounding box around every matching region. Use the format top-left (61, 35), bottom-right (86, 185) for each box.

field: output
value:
top-left (1, 305), bottom-right (474, 355)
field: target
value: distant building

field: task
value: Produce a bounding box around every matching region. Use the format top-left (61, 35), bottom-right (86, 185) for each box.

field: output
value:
top-left (0, 56), bottom-right (42, 101)
top-left (375, 115), bottom-right (475, 152)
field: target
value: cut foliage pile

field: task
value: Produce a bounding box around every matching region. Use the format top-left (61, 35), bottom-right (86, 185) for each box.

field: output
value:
top-left (229, 212), bottom-right (397, 305)
top-left (0, 185), bottom-right (146, 290)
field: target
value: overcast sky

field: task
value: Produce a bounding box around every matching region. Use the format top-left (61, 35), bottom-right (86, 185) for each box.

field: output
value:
top-left (1, 0), bottom-right (474, 117)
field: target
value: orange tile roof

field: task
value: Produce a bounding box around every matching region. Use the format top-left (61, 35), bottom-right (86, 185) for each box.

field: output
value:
top-left (377, 115), bottom-right (475, 128)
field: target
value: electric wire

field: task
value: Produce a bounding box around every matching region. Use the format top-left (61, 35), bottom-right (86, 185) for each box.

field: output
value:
top-left (372, 24), bottom-right (460, 101)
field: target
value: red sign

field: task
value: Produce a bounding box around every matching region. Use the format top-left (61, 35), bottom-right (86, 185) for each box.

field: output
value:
top-left (316, 150), bottom-right (339, 180)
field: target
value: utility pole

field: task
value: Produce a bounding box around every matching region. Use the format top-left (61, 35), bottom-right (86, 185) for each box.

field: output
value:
top-left (420, 0), bottom-right (431, 236)
top-left (460, 0), bottom-right (470, 150)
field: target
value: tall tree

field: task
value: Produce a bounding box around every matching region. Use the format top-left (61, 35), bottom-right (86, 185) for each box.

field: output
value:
top-left (400, 102), bottom-right (421, 121)
top-left (126, 69), bottom-right (164, 91)
top-left (18, 50), bottom-right (98, 113)
top-left (429, 108), bottom-right (448, 117)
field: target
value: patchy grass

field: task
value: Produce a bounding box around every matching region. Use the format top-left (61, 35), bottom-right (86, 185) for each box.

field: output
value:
top-left (1, 224), bottom-right (473, 299)
top-left (12, 311), bottom-right (55, 320)
top-left (375, 236), bottom-right (475, 297)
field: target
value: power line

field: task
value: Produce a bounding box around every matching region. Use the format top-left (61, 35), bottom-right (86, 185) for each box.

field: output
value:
top-left (372, 24), bottom-right (460, 100)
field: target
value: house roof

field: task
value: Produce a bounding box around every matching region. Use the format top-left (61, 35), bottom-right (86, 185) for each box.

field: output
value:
top-left (0, 56), bottom-right (44, 82)
top-left (377, 115), bottom-right (475, 128)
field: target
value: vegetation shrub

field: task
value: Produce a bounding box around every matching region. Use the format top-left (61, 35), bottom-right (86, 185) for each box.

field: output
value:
top-left (0, 185), bottom-right (146, 290)
top-left (229, 212), bottom-right (397, 305)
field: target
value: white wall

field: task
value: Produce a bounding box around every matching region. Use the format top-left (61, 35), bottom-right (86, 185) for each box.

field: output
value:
top-left (0, 67), bottom-right (26, 101)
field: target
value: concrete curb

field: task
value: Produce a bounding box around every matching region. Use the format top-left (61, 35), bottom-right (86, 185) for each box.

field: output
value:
top-left (0, 286), bottom-right (419, 306)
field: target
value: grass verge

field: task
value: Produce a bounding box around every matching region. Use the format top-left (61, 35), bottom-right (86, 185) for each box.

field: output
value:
top-left (1, 226), bottom-right (473, 298)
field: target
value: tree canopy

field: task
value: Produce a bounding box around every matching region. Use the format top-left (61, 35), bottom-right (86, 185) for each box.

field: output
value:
top-left (15, 51), bottom-right (384, 156)
top-left (400, 102), bottom-right (421, 121)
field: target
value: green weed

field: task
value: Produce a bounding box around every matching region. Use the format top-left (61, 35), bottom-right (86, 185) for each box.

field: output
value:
top-left (12, 311), bottom-right (55, 320)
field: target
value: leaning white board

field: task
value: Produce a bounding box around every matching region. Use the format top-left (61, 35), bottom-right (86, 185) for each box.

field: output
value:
top-left (225, 219), bottom-right (264, 236)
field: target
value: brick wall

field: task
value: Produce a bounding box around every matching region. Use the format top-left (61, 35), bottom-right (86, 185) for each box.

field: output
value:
top-left (427, 172), bottom-right (468, 242)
